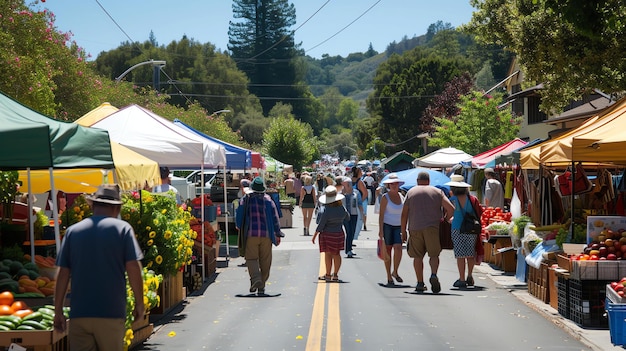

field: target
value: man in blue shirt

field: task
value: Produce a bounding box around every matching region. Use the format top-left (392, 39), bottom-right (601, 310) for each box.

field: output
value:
top-left (54, 184), bottom-right (144, 351)
top-left (236, 177), bottom-right (284, 294)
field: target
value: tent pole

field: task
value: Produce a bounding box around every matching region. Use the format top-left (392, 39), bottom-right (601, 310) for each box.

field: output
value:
top-left (27, 169), bottom-right (35, 263)
top-left (201, 162), bottom-right (205, 282)
top-left (224, 164), bottom-right (229, 262)
top-left (49, 168), bottom-right (61, 255)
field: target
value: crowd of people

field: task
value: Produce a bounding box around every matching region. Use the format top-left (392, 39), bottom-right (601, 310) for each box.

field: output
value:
top-left (233, 165), bottom-right (504, 295)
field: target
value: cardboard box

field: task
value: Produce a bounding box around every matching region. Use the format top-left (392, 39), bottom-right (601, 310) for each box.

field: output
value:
top-left (0, 327), bottom-right (67, 351)
top-left (557, 253), bottom-right (572, 271)
top-left (549, 268), bottom-right (559, 309)
top-left (586, 216), bottom-right (626, 244)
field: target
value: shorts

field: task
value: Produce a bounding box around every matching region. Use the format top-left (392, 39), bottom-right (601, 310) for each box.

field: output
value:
top-left (382, 223), bottom-right (402, 246)
top-left (406, 226), bottom-right (441, 259)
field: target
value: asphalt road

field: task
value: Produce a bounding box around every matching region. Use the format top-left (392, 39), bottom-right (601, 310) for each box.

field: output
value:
top-left (135, 206), bottom-right (593, 351)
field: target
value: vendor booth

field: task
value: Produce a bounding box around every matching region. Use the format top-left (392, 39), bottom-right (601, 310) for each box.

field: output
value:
top-left (413, 147), bottom-right (472, 169)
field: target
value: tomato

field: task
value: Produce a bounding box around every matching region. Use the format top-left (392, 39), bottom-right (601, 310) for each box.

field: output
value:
top-left (0, 291), bottom-right (14, 306)
top-left (10, 301), bottom-right (28, 312)
top-left (0, 305), bottom-right (12, 315)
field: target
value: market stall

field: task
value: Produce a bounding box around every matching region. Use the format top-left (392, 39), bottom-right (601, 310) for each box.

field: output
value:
top-left (413, 147), bottom-right (472, 169)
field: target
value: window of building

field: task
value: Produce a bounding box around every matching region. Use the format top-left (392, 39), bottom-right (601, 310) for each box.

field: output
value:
top-left (527, 96), bottom-right (547, 124)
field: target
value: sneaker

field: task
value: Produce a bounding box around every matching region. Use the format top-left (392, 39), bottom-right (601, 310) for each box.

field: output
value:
top-left (414, 282), bottom-right (427, 292)
top-left (303, 228), bottom-right (307, 236)
top-left (250, 280), bottom-right (262, 293)
top-left (429, 275), bottom-right (441, 294)
top-left (453, 279), bottom-right (467, 288)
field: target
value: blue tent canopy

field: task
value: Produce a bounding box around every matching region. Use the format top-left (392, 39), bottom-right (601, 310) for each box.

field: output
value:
top-left (174, 119), bottom-right (251, 170)
top-left (382, 167), bottom-right (451, 193)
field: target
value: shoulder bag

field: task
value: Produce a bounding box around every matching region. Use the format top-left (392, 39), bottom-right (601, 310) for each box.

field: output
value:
top-left (459, 197), bottom-right (482, 235)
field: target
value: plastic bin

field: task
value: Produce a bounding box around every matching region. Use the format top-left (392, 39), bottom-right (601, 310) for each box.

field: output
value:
top-left (606, 300), bottom-right (626, 346)
top-left (569, 279), bottom-right (610, 328)
top-left (192, 205), bottom-right (217, 222)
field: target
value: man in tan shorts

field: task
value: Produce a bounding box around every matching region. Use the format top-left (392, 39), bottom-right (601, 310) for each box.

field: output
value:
top-left (401, 172), bottom-right (454, 293)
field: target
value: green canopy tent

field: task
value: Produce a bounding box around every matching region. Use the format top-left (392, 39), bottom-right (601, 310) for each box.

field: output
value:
top-left (0, 91), bottom-right (114, 255)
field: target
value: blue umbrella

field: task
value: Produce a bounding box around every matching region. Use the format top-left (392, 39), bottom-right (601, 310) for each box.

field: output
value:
top-left (382, 167), bottom-right (451, 193)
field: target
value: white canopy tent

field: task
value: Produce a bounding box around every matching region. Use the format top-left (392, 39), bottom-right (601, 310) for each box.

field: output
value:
top-left (413, 147), bottom-right (473, 168)
top-left (88, 104), bottom-right (228, 280)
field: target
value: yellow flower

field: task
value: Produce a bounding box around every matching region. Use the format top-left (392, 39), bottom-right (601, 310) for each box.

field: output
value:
top-left (155, 255), bottom-right (163, 264)
top-left (149, 231), bottom-right (156, 238)
top-left (146, 226), bottom-right (151, 231)
top-left (164, 230), bottom-right (172, 240)
top-left (74, 206), bottom-right (80, 213)
top-left (153, 219), bottom-right (159, 225)
top-left (147, 239), bottom-right (153, 246)
top-left (147, 261), bottom-right (153, 268)
top-left (162, 209), bottom-right (167, 214)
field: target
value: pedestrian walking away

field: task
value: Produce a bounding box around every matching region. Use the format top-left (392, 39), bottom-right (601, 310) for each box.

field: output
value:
top-left (235, 177), bottom-right (284, 295)
top-left (342, 177), bottom-right (362, 258)
top-left (300, 175), bottom-right (317, 236)
top-left (312, 186), bottom-right (349, 282)
top-left (54, 184), bottom-right (144, 351)
top-left (483, 167), bottom-right (504, 209)
top-left (401, 171), bottom-right (455, 294)
top-left (378, 173), bottom-right (406, 286)
top-left (445, 175), bottom-right (483, 288)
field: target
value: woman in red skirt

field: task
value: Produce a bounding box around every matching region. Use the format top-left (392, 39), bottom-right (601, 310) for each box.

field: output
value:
top-left (312, 186), bottom-right (349, 282)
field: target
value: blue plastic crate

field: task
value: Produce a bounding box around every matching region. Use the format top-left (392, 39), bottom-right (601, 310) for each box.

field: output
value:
top-left (606, 300), bottom-right (626, 346)
top-left (192, 205), bottom-right (217, 222)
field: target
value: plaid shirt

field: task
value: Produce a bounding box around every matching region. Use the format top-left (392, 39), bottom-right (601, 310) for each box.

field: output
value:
top-left (242, 193), bottom-right (281, 238)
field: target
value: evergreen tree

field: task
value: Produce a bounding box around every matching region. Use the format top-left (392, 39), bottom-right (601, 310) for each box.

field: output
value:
top-left (228, 0), bottom-right (300, 116)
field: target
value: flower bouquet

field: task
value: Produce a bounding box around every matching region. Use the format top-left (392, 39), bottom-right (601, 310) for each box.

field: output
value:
top-left (124, 268), bottom-right (163, 348)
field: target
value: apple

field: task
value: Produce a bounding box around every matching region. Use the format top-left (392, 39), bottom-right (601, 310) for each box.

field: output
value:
top-left (590, 254), bottom-right (600, 260)
top-left (616, 284), bottom-right (624, 292)
top-left (619, 290), bottom-right (625, 298)
top-left (592, 243), bottom-right (600, 250)
top-left (621, 244), bottom-right (626, 253)
top-left (599, 247), bottom-right (609, 257)
top-left (612, 281), bottom-right (620, 289)
top-left (608, 253), bottom-right (617, 260)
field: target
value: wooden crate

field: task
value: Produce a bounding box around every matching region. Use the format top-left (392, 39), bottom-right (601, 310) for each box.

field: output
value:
top-left (129, 324), bottom-right (154, 350)
top-left (152, 270), bottom-right (185, 315)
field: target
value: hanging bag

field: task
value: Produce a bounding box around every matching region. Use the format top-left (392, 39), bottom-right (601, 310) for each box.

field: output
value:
top-left (573, 163), bottom-right (593, 194)
top-left (459, 197), bottom-right (482, 235)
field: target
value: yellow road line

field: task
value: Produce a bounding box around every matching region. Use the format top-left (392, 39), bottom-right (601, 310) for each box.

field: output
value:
top-left (305, 258), bottom-right (327, 351)
top-left (325, 282), bottom-right (341, 350)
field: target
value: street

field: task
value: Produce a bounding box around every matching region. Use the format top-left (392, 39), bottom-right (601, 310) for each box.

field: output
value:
top-left (135, 206), bottom-right (593, 351)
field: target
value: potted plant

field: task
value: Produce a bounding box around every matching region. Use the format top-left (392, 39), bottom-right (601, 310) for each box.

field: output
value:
top-left (0, 170), bottom-right (25, 248)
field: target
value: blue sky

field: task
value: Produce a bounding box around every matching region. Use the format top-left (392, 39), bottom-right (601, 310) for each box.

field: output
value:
top-left (38, 1), bottom-right (475, 60)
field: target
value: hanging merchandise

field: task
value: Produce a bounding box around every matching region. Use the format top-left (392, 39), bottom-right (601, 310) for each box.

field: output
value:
top-left (510, 189), bottom-right (522, 219)
top-left (504, 171), bottom-right (514, 200)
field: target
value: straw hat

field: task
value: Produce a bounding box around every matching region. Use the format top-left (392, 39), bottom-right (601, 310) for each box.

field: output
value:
top-left (444, 174), bottom-right (471, 188)
top-left (382, 173), bottom-right (405, 186)
top-left (319, 185), bottom-right (345, 204)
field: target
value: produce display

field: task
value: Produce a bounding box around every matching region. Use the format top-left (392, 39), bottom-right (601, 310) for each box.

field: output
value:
top-left (569, 228), bottom-right (626, 261)
top-left (0, 255), bottom-right (57, 297)
top-left (609, 278), bottom-right (626, 300)
top-left (481, 207), bottom-right (512, 227)
top-left (0, 291), bottom-right (68, 331)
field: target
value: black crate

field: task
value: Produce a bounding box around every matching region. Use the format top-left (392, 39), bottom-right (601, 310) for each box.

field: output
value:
top-left (569, 279), bottom-right (611, 329)
top-left (558, 275), bottom-right (570, 319)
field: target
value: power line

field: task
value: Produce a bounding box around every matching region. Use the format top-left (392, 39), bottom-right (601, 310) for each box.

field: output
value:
top-left (305, 0), bottom-right (383, 54)
top-left (94, 0), bottom-right (135, 45)
top-left (240, 0), bottom-right (332, 63)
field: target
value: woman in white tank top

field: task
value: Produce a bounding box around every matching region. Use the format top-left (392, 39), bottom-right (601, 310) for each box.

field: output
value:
top-left (378, 173), bottom-right (406, 286)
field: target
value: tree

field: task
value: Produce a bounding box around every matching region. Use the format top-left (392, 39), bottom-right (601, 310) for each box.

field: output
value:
top-left (421, 72), bottom-right (474, 134)
top-left (464, 0), bottom-right (626, 113)
top-left (366, 46), bottom-right (473, 153)
top-left (429, 91), bottom-right (521, 155)
top-left (0, 0), bottom-right (103, 119)
top-left (263, 104), bottom-right (318, 170)
top-left (228, 0), bottom-right (299, 115)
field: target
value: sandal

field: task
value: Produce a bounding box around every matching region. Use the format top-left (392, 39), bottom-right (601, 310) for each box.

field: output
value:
top-left (387, 280), bottom-right (395, 287)
top-left (318, 274), bottom-right (332, 281)
top-left (331, 273), bottom-right (339, 281)
top-left (466, 275), bottom-right (474, 287)
top-left (392, 274), bottom-right (403, 283)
